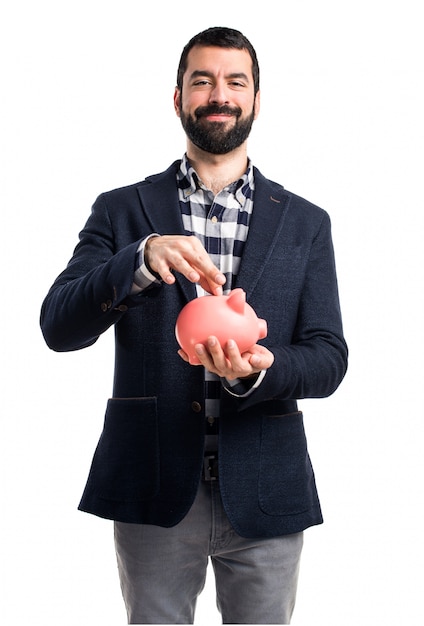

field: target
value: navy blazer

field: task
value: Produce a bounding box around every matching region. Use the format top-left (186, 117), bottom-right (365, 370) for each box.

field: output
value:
top-left (40, 161), bottom-right (348, 537)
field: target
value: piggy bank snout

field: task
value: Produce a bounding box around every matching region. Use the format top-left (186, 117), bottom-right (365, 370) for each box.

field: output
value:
top-left (258, 318), bottom-right (267, 340)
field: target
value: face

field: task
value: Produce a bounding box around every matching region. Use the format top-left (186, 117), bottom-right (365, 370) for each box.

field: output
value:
top-left (174, 45), bottom-right (260, 155)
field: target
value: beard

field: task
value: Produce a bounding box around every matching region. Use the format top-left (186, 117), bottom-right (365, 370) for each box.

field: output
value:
top-left (179, 103), bottom-right (255, 155)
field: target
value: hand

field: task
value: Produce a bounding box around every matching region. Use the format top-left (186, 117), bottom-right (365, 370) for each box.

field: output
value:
top-left (145, 235), bottom-right (226, 295)
top-left (178, 336), bottom-right (274, 380)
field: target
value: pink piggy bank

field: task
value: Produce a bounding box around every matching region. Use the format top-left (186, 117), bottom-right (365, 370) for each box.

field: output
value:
top-left (175, 288), bottom-right (267, 365)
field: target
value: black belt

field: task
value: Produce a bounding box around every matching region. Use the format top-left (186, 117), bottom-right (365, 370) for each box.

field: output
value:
top-left (202, 453), bottom-right (219, 481)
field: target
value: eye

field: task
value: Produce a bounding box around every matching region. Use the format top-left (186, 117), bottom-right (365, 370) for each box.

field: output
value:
top-left (192, 79), bottom-right (212, 87)
top-left (227, 72), bottom-right (250, 88)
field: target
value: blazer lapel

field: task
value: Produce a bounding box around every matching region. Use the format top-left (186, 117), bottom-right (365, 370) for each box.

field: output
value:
top-left (136, 161), bottom-right (185, 235)
top-left (234, 168), bottom-right (291, 298)
top-left (136, 161), bottom-right (196, 303)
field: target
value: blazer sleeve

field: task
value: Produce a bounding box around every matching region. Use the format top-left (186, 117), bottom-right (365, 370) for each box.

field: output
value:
top-left (40, 193), bottom-right (150, 352)
top-left (238, 211), bottom-right (348, 409)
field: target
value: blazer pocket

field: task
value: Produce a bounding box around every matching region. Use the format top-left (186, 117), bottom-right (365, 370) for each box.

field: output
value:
top-left (88, 397), bottom-right (160, 503)
top-left (258, 412), bottom-right (316, 516)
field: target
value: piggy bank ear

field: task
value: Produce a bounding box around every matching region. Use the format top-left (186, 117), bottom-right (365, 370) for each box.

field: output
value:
top-left (227, 288), bottom-right (246, 314)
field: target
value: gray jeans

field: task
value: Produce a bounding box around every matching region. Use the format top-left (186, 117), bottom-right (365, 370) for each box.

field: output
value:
top-left (114, 480), bottom-right (303, 624)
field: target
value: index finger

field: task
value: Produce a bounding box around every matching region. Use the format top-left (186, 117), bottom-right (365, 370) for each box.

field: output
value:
top-left (196, 270), bottom-right (226, 295)
top-left (185, 240), bottom-right (226, 294)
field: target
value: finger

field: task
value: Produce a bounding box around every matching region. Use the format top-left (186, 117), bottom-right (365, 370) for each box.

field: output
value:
top-left (198, 338), bottom-right (224, 358)
top-left (249, 354), bottom-right (262, 368)
top-left (177, 349), bottom-right (190, 363)
top-left (207, 336), bottom-right (231, 369)
top-left (224, 339), bottom-right (243, 364)
top-left (150, 259), bottom-right (176, 285)
top-left (224, 339), bottom-right (255, 377)
top-left (198, 274), bottom-right (225, 296)
top-left (166, 254), bottom-right (201, 283)
top-left (185, 239), bottom-right (226, 293)
top-left (244, 346), bottom-right (275, 371)
top-left (200, 269), bottom-right (226, 295)
top-left (160, 249), bottom-right (220, 291)
top-left (187, 263), bottom-right (225, 294)
top-left (194, 343), bottom-right (215, 370)
top-left (193, 340), bottom-right (226, 374)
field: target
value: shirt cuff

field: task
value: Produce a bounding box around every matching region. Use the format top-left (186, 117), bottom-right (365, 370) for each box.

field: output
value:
top-left (131, 235), bottom-right (162, 294)
top-left (223, 369), bottom-right (267, 398)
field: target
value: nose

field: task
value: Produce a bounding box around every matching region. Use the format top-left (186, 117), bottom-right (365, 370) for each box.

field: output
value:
top-left (208, 82), bottom-right (229, 106)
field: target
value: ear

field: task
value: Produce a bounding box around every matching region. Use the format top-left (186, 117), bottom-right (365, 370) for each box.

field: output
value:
top-left (174, 87), bottom-right (181, 118)
top-left (253, 90), bottom-right (261, 120)
top-left (227, 288), bottom-right (246, 314)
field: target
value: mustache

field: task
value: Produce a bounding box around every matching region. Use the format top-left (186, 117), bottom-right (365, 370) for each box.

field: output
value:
top-left (195, 104), bottom-right (242, 119)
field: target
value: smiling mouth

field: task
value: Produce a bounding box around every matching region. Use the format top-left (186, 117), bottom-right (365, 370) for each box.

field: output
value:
top-left (195, 105), bottom-right (242, 122)
top-left (204, 113), bottom-right (234, 122)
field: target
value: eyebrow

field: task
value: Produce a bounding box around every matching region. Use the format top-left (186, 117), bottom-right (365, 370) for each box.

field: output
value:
top-left (189, 70), bottom-right (250, 83)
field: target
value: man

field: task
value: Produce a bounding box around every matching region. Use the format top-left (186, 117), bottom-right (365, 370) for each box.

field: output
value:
top-left (41, 27), bottom-right (348, 624)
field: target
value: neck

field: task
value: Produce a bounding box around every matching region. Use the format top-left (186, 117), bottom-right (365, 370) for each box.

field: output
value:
top-left (186, 142), bottom-right (248, 195)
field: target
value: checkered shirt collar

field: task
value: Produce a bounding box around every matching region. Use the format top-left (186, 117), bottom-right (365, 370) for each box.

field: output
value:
top-left (177, 153), bottom-right (254, 205)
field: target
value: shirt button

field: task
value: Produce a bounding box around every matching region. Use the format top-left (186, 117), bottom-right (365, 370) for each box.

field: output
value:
top-left (211, 216), bottom-right (218, 224)
top-left (191, 401), bottom-right (202, 413)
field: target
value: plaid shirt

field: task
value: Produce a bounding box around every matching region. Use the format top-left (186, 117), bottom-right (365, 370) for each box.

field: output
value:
top-left (133, 155), bottom-right (263, 448)
top-left (177, 154), bottom-right (254, 292)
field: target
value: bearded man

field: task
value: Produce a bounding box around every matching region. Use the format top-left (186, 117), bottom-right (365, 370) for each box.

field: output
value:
top-left (41, 26), bottom-right (348, 625)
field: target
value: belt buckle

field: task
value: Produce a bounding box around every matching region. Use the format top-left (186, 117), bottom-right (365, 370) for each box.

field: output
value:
top-left (203, 453), bottom-right (218, 481)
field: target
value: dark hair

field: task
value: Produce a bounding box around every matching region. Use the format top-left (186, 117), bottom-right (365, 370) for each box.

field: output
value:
top-left (176, 27), bottom-right (260, 95)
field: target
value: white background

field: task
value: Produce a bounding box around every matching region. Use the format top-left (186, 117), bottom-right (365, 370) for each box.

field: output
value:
top-left (1, 1), bottom-right (423, 624)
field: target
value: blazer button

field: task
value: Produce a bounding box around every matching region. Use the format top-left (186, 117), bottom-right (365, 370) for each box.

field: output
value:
top-left (191, 401), bottom-right (202, 413)
top-left (100, 302), bottom-right (108, 312)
